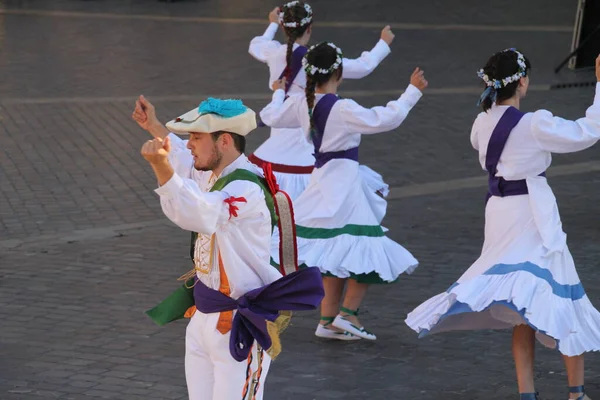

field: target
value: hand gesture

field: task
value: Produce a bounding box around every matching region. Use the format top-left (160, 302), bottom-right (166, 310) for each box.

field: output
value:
top-left (410, 67), bottom-right (428, 91)
top-left (132, 95), bottom-right (169, 138)
top-left (381, 25), bottom-right (395, 46)
top-left (596, 54), bottom-right (600, 82)
top-left (141, 137), bottom-right (171, 165)
top-left (271, 77), bottom-right (287, 91)
top-left (269, 7), bottom-right (281, 24)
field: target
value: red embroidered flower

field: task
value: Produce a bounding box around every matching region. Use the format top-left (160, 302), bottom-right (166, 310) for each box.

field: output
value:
top-left (224, 196), bottom-right (247, 219)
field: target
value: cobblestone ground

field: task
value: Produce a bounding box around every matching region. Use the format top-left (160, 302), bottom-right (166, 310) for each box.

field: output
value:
top-left (1, 0), bottom-right (600, 399)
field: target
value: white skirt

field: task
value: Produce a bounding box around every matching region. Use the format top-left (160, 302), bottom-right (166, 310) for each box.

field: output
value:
top-left (406, 190), bottom-right (600, 356)
top-left (272, 160), bottom-right (418, 284)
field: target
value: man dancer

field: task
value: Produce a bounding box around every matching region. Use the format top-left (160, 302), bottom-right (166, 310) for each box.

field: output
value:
top-left (133, 96), bottom-right (323, 400)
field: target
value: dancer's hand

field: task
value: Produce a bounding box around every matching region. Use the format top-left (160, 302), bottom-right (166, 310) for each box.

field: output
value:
top-left (132, 95), bottom-right (169, 139)
top-left (269, 7), bottom-right (281, 24)
top-left (272, 77), bottom-right (287, 91)
top-left (596, 54), bottom-right (600, 82)
top-left (141, 137), bottom-right (171, 165)
top-left (381, 26), bottom-right (395, 46)
top-left (410, 67), bottom-right (428, 91)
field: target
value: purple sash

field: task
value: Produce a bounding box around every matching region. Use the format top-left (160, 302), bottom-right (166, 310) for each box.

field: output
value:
top-left (311, 94), bottom-right (359, 168)
top-left (193, 266), bottom-right (324, 362)
top-left (257, 46), bottom-right (308, 128)
top-left (485, 106), bottom-right (545, 203)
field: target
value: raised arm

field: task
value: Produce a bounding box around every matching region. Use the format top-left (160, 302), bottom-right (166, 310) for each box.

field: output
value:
top-left (141, 137), bottom-right (265, 235)
top-left (248, 8), bottom-right (284, 63)
top-left (342, 26), bottom-right (394, 80)
top-left (156, 175), bottom-right (265, 235)
top-left (133, 95), bottom-right (195, 179)
top-left (343, 68), bottom-right (427, 134)
top-left (259, 82), bottom-right (306, 129)
top-left (532, 60), bottom-right (600, 153)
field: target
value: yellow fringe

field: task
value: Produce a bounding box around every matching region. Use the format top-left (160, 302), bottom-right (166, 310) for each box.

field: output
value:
top-left (266, 311), bottom-right (293, 360)
top-left (177, 269), bottom-right (198, 288)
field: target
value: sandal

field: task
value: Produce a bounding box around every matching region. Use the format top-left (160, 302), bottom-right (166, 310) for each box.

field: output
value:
top-left (315, 316), bottom-right (361, 341)
top-left (332, 307), bottom-right (376, 341)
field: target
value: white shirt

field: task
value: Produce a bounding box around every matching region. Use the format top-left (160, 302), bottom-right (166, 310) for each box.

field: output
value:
top-left (248, 22), bottom-right (392, 94)
top-left (259, 84), bottom-right (423, 151)
top-left (471, 83), bottom-right (600, 180)
top-left (155, 134), bottom-right (283, 298)
top-left (470, 83), bottom-right (600, 253)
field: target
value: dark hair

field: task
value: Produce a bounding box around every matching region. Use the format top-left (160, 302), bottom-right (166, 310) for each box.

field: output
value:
top-left (479, 49), bottom-right (532, 112)
top-left (210, 131), bottom-right (246, 153)
top-left (304, 43), bottom-right (343, 129)
top-left (281, 1), bottom-right (312, 86)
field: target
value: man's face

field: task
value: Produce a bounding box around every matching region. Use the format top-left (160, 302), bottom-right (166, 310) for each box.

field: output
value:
top-left (186, 132), bottom-right (222, 171)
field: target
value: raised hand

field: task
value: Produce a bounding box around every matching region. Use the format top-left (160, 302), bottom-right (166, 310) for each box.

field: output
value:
top-left (381, 25), bottom-right (395, 46)
top-left (271, 77), bottom-right (287, 91)
top-left (596, 54), bottom-right (600, 82)
top-left (269, 7), bottom-right (281, 24)
top-left (132, 95), bottom-right (169, 139)
top-left (141, 136), bottom-right (171, 165)
top-left (410, 67), bottom-right (428, 91)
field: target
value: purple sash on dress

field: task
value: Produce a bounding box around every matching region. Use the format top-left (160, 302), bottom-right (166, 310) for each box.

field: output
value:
top-left (311, 93), bottom-right (359, 168)
top-left (485, 106), bottom-right (545, 203)
top-left (192, 266), bottom-right (324, 362)
top-left (280, 46), bottom-right (308, 93)
top-left (257, 46), bottom-right (308, 128)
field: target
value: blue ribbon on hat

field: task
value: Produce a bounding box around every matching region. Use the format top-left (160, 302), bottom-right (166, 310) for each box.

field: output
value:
top-left (477, 86), bottom-right (498, 107)
top-left (198, 98), bottom-right (247, 118)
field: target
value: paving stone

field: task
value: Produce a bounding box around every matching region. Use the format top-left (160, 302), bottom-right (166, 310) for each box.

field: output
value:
top-left (1, 1), bottom-right (599, 400)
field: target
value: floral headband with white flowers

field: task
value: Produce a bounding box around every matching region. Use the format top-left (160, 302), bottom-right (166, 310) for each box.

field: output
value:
top-left (279, 1), bottom-right (313, 28)
top-left (477, 48), bottom-right (528, 89)
top-left (476, 48), bottom-right (528, 106)
top-left (302, 42), bottom-right (343, 76)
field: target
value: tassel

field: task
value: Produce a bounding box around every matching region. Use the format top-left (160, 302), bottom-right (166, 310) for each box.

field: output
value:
top-left (265, 311), bottom-right (293, 360)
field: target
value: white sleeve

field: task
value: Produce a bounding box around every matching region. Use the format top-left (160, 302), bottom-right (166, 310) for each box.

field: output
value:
top-left (248, 23), bottom-right (283, 63)
top-left (167, 133), bottom-right (194, 179)
top-left (259, 90), bottom-right (305, 129)
top-left (155, 175), bottom-right (265, 235)
top-left (470, 114), bottom-right (485, 150)
top-left (341, 39), bottom-right (391, 80)
top-left (342, 84), bottom-right (423, 135)
top-left (531, 83), bottom-right (600, 153)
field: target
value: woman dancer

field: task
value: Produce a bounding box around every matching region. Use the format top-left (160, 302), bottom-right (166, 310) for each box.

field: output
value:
top-left (260, 42), bottom-right (427, 340)
top-left (248, 1), bottom-right (394, 199)
top-left (406, 50), bottom-right (600, 400)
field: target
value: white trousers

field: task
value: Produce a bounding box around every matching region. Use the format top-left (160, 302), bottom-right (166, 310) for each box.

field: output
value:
top-left (185, 311), bottom-right (271, 400)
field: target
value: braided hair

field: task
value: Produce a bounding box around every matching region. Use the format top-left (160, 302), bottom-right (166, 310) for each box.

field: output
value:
top-left (303, 42), bottom-right (344, 129)
top-left (281, 1), bottom-right (313, 85)
top-left (478, 49), bottom-right (532, 112)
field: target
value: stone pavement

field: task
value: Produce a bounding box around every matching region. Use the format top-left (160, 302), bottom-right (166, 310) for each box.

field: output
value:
top-left (1, 0), bottom-right (600, 399)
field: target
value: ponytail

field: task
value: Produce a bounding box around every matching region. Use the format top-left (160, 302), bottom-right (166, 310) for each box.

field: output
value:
top-left (283, 34), bottom-right (297, 85)
top-left (305, 74), bottom-right (317, 130)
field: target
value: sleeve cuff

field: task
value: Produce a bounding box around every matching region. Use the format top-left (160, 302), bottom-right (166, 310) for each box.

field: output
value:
top-left (264, 22), bottom-right (279, 39)
top-left (400, 84), bottom-right (423, 106)
top-left (272, 89), bottom-right (286, 103)
top-left (155, 173), bottom-right (183, 198)
top-left (372, 39), bottom-right (391, 59)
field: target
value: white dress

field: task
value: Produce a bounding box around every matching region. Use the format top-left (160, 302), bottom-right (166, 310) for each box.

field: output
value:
top-left (406, 83), bottom-right (600, 356)
top-left (248, 22), bottom-right (391, 200)
top-left (259, 85), bottom-right (423, 283)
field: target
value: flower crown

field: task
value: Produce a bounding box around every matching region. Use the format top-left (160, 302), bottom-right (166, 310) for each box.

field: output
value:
top-left (302, 42), bottom-right (343, 76)
top-left (279, 1), bottom-right (312, 28)
top-left (477, 48), bottom-right (528, 89)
